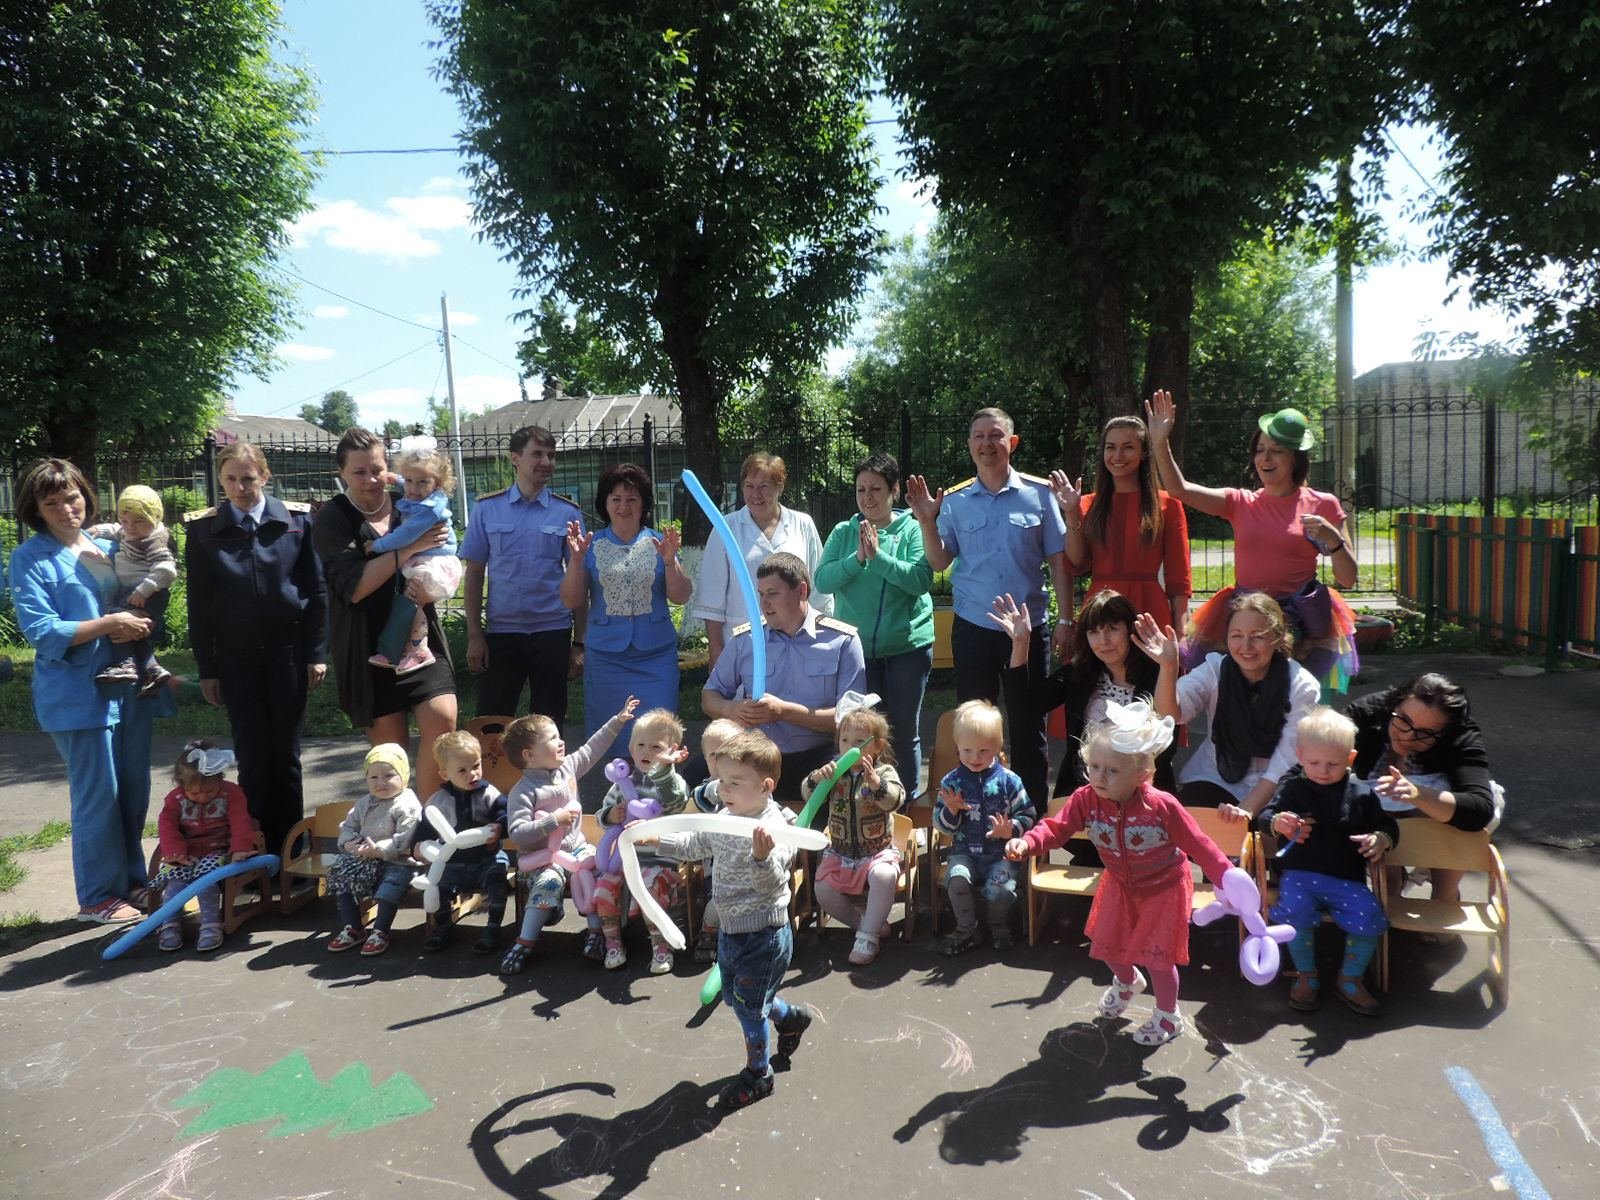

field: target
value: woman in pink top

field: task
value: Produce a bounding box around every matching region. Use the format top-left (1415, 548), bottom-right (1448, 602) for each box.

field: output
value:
top-left (1146, 390), bottom-right (1359, 693)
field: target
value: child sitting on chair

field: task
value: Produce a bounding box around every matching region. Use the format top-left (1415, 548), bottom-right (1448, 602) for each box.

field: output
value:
top-left (1007, 702), bottom-right (1235, 1046)
top-left (417, 730), bottom-right (509, 955)
top-left (594, 708), bottom-right (692, 974)
top-left (934, 699), bottom-right (1036, 955)
top-left (690, 717), bottom-right (744, 962)
top-left (1256, 706), bottom-right (1397, 1016)
top-left (807, 692), bottom-right (905, 966)
top-left (631, 730), bottom-right (820, 1111)
top-left (148, 740), bottom-right (256, 953)
top-left (326, 744), bottom-right (422, 956)
top-left (500, 696), bottom-right (639, 974)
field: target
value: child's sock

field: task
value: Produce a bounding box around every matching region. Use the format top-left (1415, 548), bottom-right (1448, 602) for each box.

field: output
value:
top-left (1342, 933), bottom-right (1380, 979)
top-left (335, 893), bottom-right (362, 930)
top-left (516, 905), bottom-right (553, 944)
top-left (1288, 927), bottom-right (1318, 974)
top-left (373, 898), bottom-right (399, 934)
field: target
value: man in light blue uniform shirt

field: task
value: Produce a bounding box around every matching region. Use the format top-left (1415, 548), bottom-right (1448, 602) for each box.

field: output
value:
top-left (461, 425), bottom-right (587, 724)
top-left (702, 552), bottom-right (866, 806)
top-left (907, 406), bottom-right (1071, 808)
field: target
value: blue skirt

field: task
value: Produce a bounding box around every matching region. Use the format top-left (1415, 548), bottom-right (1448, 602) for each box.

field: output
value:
top-left (584, 642), bottom-right (680, 741)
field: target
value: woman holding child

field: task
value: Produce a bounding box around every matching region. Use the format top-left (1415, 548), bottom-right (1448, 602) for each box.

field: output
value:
top-left (560, 463), bottom-right (691, 742)
top-left (312, 428), bottom-right (457, 799)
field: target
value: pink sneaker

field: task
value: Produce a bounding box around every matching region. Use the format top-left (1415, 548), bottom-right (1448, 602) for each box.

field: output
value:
top-left (393, 646), bottom-right (436, 676)
top-left (367, 653), bottom-right (395, 670)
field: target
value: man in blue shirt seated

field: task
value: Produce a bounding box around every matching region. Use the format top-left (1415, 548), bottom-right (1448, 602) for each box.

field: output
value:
top-left (702, 552), bottom-right (867, 806)
top-left (906, 406), bottom-right (1071, 809)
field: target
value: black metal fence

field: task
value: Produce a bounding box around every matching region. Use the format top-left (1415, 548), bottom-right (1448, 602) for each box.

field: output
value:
top-left (5, 389), bottom-right (1597, 603)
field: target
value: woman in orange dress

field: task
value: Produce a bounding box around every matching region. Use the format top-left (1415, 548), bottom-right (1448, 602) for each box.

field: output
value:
top-left (1051, 414), bottom-right (1190, 636)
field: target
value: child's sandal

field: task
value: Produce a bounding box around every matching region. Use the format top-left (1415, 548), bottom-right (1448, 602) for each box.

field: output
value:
top-left (1288, 971), bottom-right (1322, 1012)
top-left (771, 1004), bottom-right (817, 1072)
top-left (158, 923), bottom-right (183, 952)
top-left (423, 926), bottom-right (453, 953)
top-left (1131, 1008), bottom-right (1184, 1046)
top-left (717, 1066), bottom-right (775, 1111)
top-left (1097, 968), bottom-right (1147, 1017)
top-left (1335, 975), bottom-right (1382, 1017)
top-left (359, 930), bottom-right (390, 956)
top-left (327, 924), bottom-right (365, 953)
top-left (939, 926), bottom-right (983, 957)
top-left (499, 939), bottom-right (536, 975)
top-left (471, 929), bottom-right (501, 956)
top-left (195, 924), bottom-right (224, 953)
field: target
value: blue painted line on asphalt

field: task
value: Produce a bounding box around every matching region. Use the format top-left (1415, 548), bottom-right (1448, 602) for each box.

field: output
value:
top-left (1444, 1066), bottom-right (1552, 1200)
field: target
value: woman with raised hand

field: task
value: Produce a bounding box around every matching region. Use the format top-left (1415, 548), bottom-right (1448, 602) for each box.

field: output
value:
top-left (1146, 390), bottom-right (1359, 695)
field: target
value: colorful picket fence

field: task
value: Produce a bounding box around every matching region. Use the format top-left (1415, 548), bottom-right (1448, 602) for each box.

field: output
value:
top-left (1394, 513), bottom-right (1597, 664)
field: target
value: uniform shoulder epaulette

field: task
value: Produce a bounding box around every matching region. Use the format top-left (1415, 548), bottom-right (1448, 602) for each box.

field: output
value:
top-left (477, 487), bottom-right (509, 501)
top-left (550, 490), bottom-right (578, 506)
top-left (817, 615), bottom-right (859, 636)
top-left (183, 507), bottom-right (217, 523)
top-left (730, 621), bottom-right (753, 637)
top-left (283, 501), bottom-right (311, 513)
top-left (944, 476), bottom-right (977, 495)
top-left (1017, 471), bottom-right (1054, 487)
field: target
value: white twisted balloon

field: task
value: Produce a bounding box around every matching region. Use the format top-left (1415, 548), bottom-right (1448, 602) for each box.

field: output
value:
top-left (617, 814), bottom-right (829, 950)
top-left (410, 803), bottom-right (493, 914)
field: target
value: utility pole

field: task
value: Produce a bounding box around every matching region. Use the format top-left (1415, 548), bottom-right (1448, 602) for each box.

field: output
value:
top-left (1334, 156), bottom-right (1357, 510)
top-left (440, 292), bottom-right (469, 524)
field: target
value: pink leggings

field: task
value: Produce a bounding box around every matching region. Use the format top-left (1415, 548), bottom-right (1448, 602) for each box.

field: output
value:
top-left (1110, 961), bottom-right (1180, 1011)
top-left (814, 862), bottom-right (898, 936)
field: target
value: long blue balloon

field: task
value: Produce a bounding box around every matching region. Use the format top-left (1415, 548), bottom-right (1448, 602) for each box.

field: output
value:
top-left (681, 469), bottom-right (765, 698)
top-left (101, 854), bottom-right (281, 961)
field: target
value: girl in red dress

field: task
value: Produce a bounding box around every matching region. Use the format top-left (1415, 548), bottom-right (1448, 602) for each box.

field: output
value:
top-left (1006, 701), bottom-right (1233, 1046)
top-left (1052, 414), bottom-right (1190, 635)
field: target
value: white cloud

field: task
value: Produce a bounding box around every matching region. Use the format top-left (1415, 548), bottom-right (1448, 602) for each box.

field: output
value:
top-left (278, 343), bottom-right (337, 362)
top-left (290, 188), bottom-right (476, 259)
top-left (354, 386), bottom-right (428, 426)
top-left (416, 310), bottom-right (479, 328)
top-left (423, 175), bottom-right (463, 193)
top-left (453, 374), bottom-right (522, 411)
top-left (894, 176), bottom-right (938, 209)
top-left (824, 345), bottom-right (857, 377)
top-left (312, 304), bottom-right (350, 319)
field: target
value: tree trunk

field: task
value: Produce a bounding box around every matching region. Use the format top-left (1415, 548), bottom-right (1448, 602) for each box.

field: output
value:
top-left (41, 406), bottom-right (100, 487)
top-left (656, 309), bottom-right (723, 546)
top-left (1086, 267), bottom-right (1136, 429)
top-left (1142, 266), bottom-right (1196, 468)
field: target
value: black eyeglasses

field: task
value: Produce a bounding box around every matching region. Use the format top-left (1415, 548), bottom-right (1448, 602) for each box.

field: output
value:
top-left (1390, 711), bottom-right (1446, 744)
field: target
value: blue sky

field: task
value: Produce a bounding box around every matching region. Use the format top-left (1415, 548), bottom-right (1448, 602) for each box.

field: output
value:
top-left (233, 1), bottom-right (1517, 429)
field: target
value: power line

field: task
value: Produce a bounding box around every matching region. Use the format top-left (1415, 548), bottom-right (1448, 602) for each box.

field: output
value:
top-left (451, 332), bottom-right (522, 375)
top-left (1383, 128), bottom-right (1442, 199)
top-left (258, 338), bottom-right (441, 417)
top-left (308, 117), bottom-right (899, 156)
top-left (279, 267), bottom-right (439, 333)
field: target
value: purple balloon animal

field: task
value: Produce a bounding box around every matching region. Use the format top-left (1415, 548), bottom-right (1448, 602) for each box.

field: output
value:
top-left (594, 759), bottom-right (663, 875)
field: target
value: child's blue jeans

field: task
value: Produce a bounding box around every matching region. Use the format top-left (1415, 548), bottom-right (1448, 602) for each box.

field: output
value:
top-left (720, 923), bottom-right (794, 1073)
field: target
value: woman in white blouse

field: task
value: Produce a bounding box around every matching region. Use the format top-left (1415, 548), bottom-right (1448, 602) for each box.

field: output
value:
top-left (694, 451), bottom-right (830, 666)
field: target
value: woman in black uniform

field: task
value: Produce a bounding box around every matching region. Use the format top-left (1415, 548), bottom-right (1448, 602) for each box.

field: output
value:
top-left (311, 427), bottom-right (458, 800)
top-left (185, 440), bottom-right (329, 857)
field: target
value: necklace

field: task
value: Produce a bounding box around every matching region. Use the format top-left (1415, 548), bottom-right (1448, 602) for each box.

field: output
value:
top-left (348, 489), bottom-right (390, 517)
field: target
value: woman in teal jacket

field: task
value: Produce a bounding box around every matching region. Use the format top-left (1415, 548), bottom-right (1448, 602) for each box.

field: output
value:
top-left (814, 452), bottom-right (935, 790)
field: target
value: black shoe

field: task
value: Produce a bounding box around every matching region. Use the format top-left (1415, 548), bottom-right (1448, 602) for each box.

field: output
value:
top-left (471, 928), bottom-right (502, 956)
top-left (771, 1003), bottom-right (817, 1073)
top-left (423, 926), bottom-right (453, 952)
top-left (718, 1066), bottom-right (775, 1111)
top-left (582, 928), bottom-right (606, 961)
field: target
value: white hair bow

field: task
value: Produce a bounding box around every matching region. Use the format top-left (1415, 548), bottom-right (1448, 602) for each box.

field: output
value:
top-left (834, 690), bottom-right (882, 725)
top-left (1104, 699), bottom-right (1175, 757)
top-left (185, 745), bottom-right (237, 777)
top-left (396, 433), bottom-right (438, 454)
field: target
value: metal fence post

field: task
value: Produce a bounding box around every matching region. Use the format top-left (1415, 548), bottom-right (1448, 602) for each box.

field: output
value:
top-left (1546, 533), bottom-right (1572, 671)
top-left (202, 435), bottom-right (218, 506)
top-left (899, 402), bottom-right (912, 478)
top-left (1420, 526), bottom-right (1439, 642)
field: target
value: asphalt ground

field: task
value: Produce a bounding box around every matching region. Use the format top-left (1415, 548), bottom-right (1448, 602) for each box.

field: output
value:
top-left (2, 652), bottom-right (1597, 1200)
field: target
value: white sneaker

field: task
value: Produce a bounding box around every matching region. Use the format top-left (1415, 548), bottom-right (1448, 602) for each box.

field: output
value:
top-left (649, 944), bottom-right (674, 975)
top-left (848, 931), bottom-right (880, 965)
top-left (603, 942), bottom-right (627, 970)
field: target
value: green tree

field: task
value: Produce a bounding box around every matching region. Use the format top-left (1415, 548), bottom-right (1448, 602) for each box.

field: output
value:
top-left (518, 296), bottom-right (656, 399)
top-left (429, 0), bottom-right (882, 538)
top-left (880, 0), bottom-right (1391, 459)
top-left (0, 0), bottom-right (318, 471)
top-left (300, 389), bottom-right (361, 436)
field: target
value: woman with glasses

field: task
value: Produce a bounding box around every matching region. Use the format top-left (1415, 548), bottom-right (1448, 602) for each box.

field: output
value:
top-left (1139, 591), bottom-right (1321, 823)
top-left (1345, 673), bottom-right (1501, 904)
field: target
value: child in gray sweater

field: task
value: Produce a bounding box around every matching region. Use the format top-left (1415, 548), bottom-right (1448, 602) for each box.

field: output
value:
top-left (88, 484), bottom-right (177, 696)
top-left (326, 744), bottom-right (422, 956)
top-left (635, 730), bottom-right (820, 1111)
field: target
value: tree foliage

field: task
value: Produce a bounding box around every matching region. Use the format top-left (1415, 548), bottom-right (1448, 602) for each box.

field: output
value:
top-left (517, 296), bottom-right (656, 399)
top-left (300, 390), bottom-right (360, 437)
top-left (0, 0), bottom-right (318, 470)
top-left (429, 0), bottom-right (883, 538)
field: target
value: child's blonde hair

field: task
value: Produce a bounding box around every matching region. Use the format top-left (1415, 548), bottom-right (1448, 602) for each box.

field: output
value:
top-left (719, 730), bottom-right (782, 785)
top-left (632, 708), bottom-right (684, 746)
top-left (432, 729), bottom-right (482, 769)
top-left (838, 707), bottom-right (895, 766)
top-left (502, 713), bottom-right (558, 766)
top-left (173, 739), bottom-right (228, 788)
top-left (1078, 723), bottom-right (1159, 778)
top-left (1296, 706), bottom-right (1357, 754)
top-left (700, 718), bottom-right (743, 760)
top-left (951, 699), bottom-right (1004, 746)
top-left (394, 446), bottom-right (456, 495)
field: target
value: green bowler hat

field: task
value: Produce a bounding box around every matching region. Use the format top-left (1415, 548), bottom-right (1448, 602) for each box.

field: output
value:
top-left (1257, 407), bottom-right (1315, 451)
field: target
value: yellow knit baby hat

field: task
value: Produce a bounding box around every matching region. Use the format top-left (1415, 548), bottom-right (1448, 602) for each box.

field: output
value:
top-left (116, 485), bottom-right (164, 527)
top-left (363, 743), bottom-right (411, 788)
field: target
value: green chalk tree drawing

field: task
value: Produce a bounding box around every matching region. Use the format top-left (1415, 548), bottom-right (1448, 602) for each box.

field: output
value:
top-left (170, 1052), bottom-right (433, 1138)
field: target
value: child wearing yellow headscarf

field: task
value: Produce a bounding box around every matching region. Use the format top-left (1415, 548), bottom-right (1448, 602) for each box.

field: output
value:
top-left (86, 484), bottom-right (178, 696)
top-left (326, 743), bottom-right (422, 955)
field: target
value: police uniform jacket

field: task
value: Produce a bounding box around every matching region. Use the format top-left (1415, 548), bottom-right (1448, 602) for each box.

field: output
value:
top-left (185, 496), bottom-right (329, 678)
top-left (704, 611), bottom-right (867, 754)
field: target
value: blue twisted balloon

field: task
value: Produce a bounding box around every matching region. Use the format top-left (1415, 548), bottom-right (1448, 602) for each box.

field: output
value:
top-left (101, 854), bottom-right (281, 961)
top-left (681, 470), bottom-right (765, 698)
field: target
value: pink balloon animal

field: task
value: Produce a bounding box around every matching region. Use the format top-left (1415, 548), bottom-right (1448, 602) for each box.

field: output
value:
top-left (1192, 866), bottom-right (1296, 986)
top-left (594, 759), bottom-right (662, 875)
top-left (544, 799), bottom-right (597, 914)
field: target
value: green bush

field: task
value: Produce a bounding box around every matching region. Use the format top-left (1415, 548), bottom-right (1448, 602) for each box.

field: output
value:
top-left (159, 486), bottom-right (207, 522)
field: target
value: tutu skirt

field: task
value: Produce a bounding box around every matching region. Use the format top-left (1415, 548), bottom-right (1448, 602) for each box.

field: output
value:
top-left (1185, 581), bottom-right (1359, 693)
